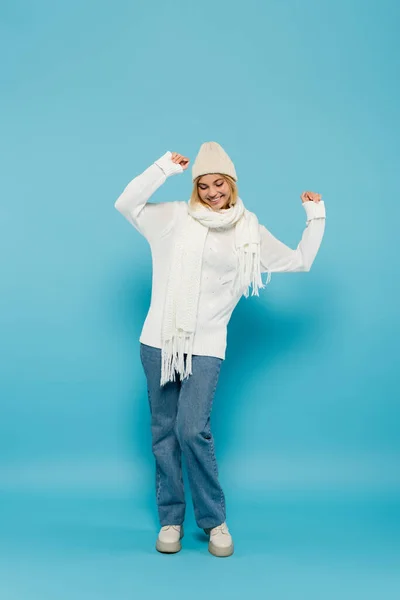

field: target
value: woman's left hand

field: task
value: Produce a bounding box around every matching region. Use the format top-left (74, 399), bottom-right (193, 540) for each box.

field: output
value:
top-left (301, 191), bottom-right (322, 203)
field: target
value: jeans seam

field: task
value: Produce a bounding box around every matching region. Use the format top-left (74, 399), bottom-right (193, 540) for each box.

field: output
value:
top-left (156, 463), bottom-right (161, 504)
top-left (208, 361), bottom-right (225, 516)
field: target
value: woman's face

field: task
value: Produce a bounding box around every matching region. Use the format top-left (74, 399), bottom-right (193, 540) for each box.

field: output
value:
top-left (197, 174), bottom-right (231, 210)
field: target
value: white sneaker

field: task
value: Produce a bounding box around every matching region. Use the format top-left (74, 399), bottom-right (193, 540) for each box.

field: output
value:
top-left (156, 524), bottom-right (184, 554)
top-left (208, 522), bottom-right (234, 557)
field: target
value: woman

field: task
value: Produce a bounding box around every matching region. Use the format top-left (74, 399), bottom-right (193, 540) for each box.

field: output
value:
top-left (114, 141), bottom-right (326, 558)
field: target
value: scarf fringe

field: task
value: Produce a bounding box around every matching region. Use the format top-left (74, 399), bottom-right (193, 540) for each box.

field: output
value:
top-left (160, 331), bottom-right (194, 387)
top-left (236, 245), bottom-right (272, 298)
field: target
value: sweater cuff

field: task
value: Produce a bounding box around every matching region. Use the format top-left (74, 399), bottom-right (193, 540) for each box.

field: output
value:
top-left (303, 199), bottom-right (326, 222)
top-left (154, 151), bottom-right (184, 177)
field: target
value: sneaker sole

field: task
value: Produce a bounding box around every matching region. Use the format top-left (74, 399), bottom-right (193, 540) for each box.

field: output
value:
top-left (208, 540), bottom-right (234, 557)
top-left (156, 539), bottom-right (182, 553)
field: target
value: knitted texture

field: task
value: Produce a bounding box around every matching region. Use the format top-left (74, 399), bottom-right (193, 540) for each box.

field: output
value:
top-left (192, 141), bottom-right (238, 182)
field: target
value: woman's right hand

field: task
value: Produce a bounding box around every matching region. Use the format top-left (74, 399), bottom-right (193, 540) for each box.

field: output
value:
top-left (171, 152), bottom-right (190, 171)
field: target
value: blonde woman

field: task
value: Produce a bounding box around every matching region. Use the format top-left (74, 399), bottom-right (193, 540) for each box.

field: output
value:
top-left (114, 142), bottom-right (326, 557)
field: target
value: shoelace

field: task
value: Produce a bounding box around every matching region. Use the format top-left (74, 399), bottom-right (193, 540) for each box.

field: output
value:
top-left (211, 523), bottom-right (229, 536)
top-left (161, 525), bottom-right (181, 532)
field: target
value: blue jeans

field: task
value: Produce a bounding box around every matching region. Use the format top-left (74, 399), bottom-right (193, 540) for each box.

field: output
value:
top-left (139, 342), bottom-right (226, 530)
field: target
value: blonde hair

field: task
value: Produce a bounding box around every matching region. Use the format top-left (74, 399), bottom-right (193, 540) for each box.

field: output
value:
top-left (189, 174), bottom-right (238, 211)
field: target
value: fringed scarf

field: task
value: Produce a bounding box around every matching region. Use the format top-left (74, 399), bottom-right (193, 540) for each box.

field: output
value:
top-left (160, 196), bottom-right (271, 386)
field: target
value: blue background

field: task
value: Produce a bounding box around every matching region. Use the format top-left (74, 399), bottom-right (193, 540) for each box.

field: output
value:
top-left (1, 0), bottom-right (399, 597)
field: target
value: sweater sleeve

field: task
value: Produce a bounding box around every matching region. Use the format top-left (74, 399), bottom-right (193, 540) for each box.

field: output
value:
top-left (114, 150), bottom-right (184, 242)
top-left (259, 200), bottom-right (326, 273)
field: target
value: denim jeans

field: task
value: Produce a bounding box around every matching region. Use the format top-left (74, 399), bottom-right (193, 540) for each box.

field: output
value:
top-left (139, 342), bottom-right (226, 530)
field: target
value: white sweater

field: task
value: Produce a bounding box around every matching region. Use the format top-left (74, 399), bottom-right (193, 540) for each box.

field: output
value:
top-left (115, 151), bottom-right (326, 360)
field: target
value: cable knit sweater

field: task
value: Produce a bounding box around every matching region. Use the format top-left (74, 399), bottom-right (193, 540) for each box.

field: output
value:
top-left (114, 151), bottom-right (326, 360)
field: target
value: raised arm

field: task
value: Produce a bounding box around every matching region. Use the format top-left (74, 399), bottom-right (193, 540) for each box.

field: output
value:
top-left (260, 199), bottom-right (326, 273)
top-left (114, 151), bottom-right (184, 242)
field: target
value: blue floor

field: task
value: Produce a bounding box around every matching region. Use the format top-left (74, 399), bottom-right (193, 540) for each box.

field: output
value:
top-left (0, 491), bottom-right (399, 599)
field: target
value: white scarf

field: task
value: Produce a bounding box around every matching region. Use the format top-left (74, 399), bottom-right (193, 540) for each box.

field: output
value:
top-left (160, 196), bottom-right (271, 386)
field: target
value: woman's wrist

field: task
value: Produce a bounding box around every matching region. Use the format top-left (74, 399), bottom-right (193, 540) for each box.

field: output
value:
top-left (154, 151), bottom-right (184, 177)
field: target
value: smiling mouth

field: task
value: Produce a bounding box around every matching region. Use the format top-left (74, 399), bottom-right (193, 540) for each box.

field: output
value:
top-left (209, 196), bottom-right (223, 203)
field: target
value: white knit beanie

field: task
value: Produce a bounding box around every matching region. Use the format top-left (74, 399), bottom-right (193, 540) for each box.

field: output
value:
top-left (192, 141), bottom-right (238, 182)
